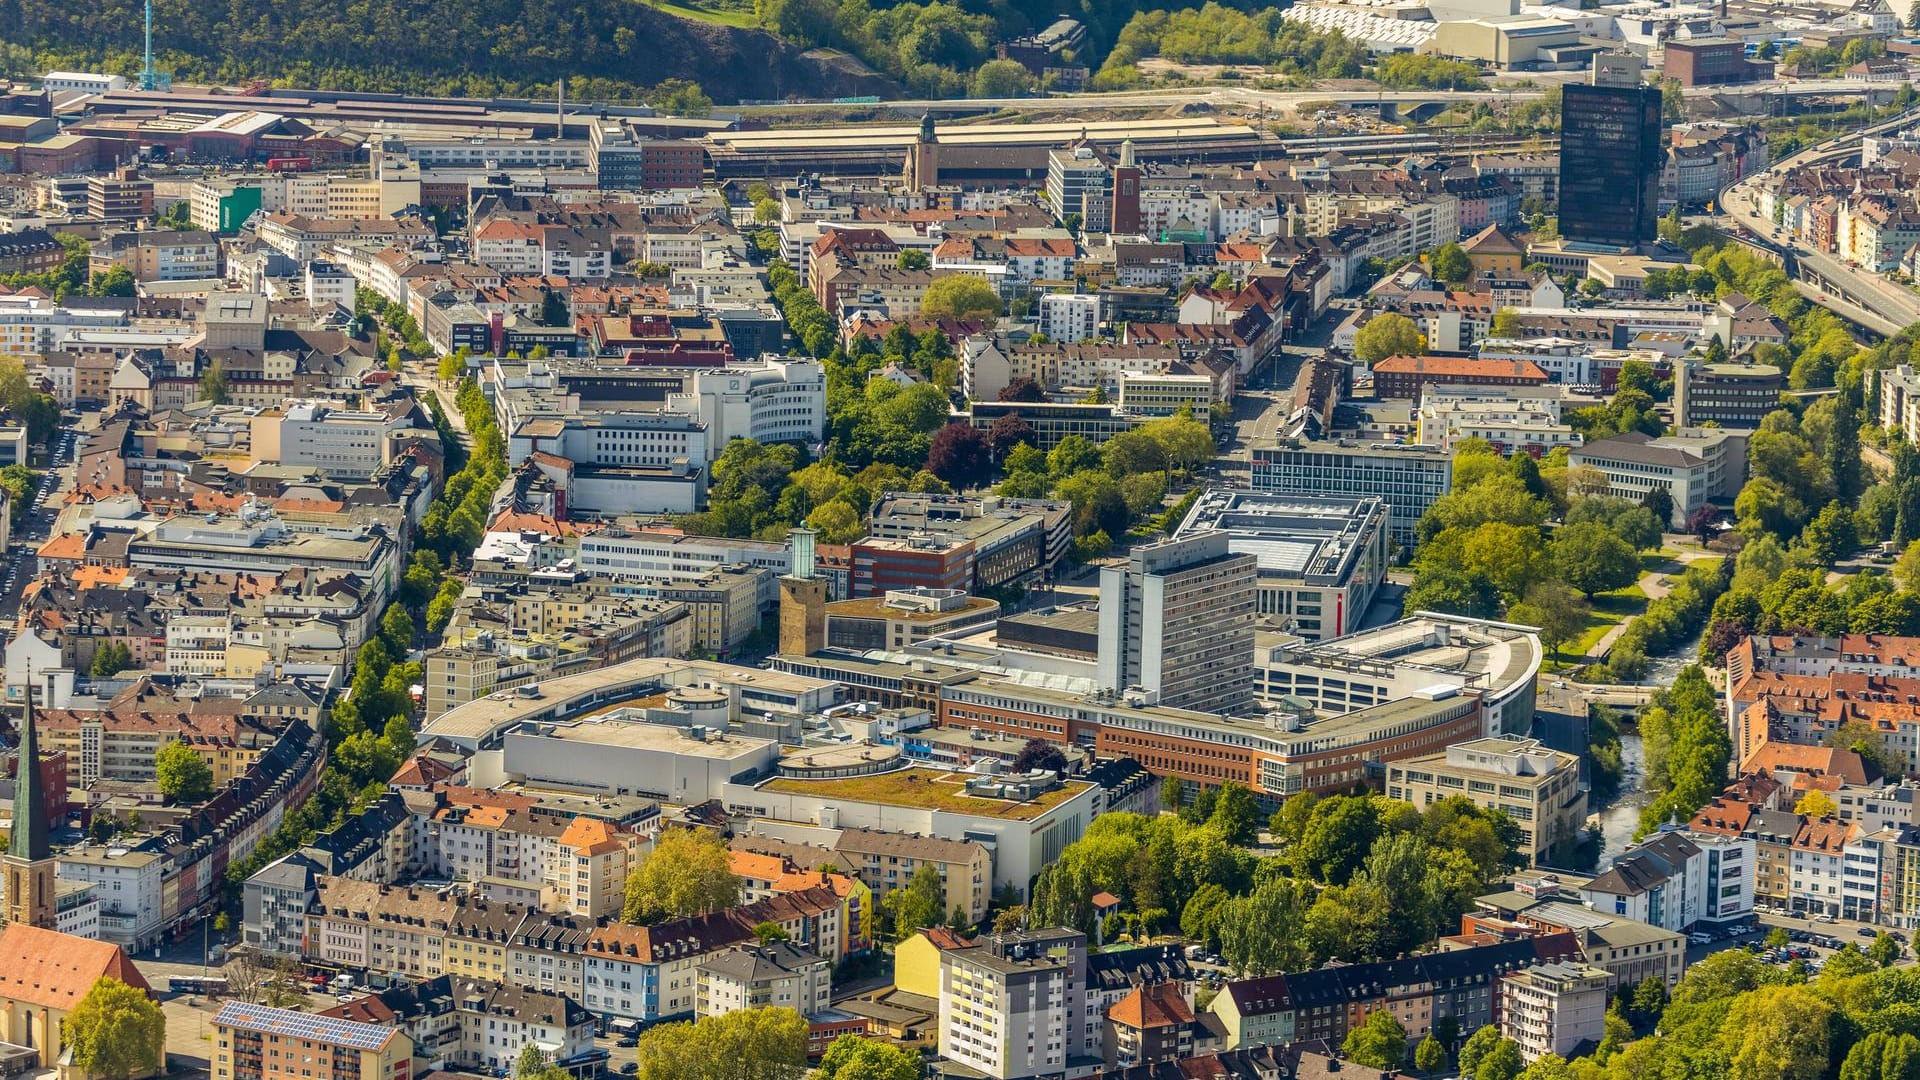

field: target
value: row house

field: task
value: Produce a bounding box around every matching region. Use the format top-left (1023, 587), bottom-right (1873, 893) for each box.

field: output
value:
top-left (1209, 934), bottom-right (1579, 1050)
top-left (931, 235), bottom-right (1077, 284)
top-left (727, 851), bottom-right (875, 954)
top-left (1726, 633), bottom-right (1920, 684)
top-left (318, 976), bottom-right (595, 1075)
top-left (1839, 193), bottom-right (1920, 274)
top-left (1727, 668), bottom-right (1920, 775)
top-left (811, 252), bottom-right (937, 319)
top-left (732, 823), bottom-right (995, 923)
top-left (60, 719), bottom-right (323, 952)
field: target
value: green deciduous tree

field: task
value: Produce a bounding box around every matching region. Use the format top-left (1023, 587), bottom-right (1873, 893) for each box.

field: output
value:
top-left (921, 274), bottom-right (1003, 322)
top-left (89, 641), bottom-right (133, 677)
top-left (971, 58), bottom-right (1033, 97)
top-left (154, 739), bottom-right (214, 803)
top-left (1344, 1008), bottom-right (1409, 1069)
top-left (634, 1008), bottom-right (806, 1080)
top-left (650, 78), bottom-right (712, 117)
top-left (1354, 311), bottom-right (1426, 366)
top-left (1207, 780), bottom-right (1261, 846)
top-left (815, 1036), bottom-right (921, 1080)
top-left (1804, 501), bottom-right (1860, 566)
top-left (622, 828), bottom-right (742, 922)
top-left (1508, 580), bottom-right (1590, 664)
top-left (889, 864), bottom-right (947, 942)
top-left (1552, 520), bottom-right (1640, 596)
top-left (200, 361), bottom-right (230, 404)
top-left (1718, 985), bottom-right (1832, 1080)
top-left (1429, 242), bottom-right (1471, 284)
top-left (1474, 1038), bottom-right (1524, 1080)
top-left (65, 978), bottom-right (164, 1080)
top-left (1457, 1026), bottom-right (1502, 1079)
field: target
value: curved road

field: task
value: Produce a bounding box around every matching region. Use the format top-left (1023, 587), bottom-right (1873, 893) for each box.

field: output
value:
top-left (1718, 106), bottom-right (1920, 336)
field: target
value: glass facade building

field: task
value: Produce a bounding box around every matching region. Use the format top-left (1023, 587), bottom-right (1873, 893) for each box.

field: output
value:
top-left (1558, 82), bottom-right (1664, 247)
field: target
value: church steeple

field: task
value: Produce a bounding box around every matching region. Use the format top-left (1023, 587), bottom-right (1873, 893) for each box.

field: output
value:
top-left (9, 678), bottom-right (45, 862)
top-left (3, 672), bottom-right (55, 929)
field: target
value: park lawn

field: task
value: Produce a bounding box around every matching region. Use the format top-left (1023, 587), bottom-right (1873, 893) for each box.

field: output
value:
top-left (1567, 579), bottom-right (1651, 660)
top-left (652, 0), bottom-right (760, 28)
top-left (1562, 551), bottom-right (1720, 662)
top-left (1640, 550), bottom-right (1684, 576)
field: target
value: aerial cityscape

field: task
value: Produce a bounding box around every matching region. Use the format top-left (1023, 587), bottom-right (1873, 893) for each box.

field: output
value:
top-left (3, 1), bottom-right (1920, 1078)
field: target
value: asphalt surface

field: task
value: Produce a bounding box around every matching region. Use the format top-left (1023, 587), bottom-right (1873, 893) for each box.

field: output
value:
top-left (0, 424), bottom-right (81, 619)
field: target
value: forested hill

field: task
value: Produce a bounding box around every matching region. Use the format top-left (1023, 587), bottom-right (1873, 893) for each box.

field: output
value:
top-left (0, 0), bottom-right (898, 103)
top-left (0, 0), bottom-right (1337, 104)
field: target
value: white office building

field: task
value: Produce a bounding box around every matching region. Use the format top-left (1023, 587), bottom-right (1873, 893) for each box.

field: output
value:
top-left (1096, 531), bottom-right (1258, 713)
top-left (1568, 428), bottom-right (1748, 529)
top-left (1172, 489), bottom-right (1389, 640)
top-left (254, 399), bottom-right (419, 480)
top-left (669, 357), bottom-right (825, 454)
top-left (1250, 441), bottom-right (1453, 547)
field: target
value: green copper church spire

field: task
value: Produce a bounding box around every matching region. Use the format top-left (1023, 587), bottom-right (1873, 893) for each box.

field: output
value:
top-left (10, 675), bottom-right (47, 862)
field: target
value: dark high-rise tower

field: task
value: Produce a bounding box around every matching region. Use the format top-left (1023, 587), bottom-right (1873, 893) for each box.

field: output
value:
top-left (1558, 54), bottom-right (1664, 248)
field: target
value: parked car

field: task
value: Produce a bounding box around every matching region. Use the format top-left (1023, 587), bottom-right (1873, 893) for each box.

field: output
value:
top-left (1860, 927), bottom-right (1879, 938)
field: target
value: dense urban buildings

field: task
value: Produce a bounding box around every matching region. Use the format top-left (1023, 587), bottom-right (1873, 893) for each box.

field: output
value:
top-left (2, 19), bottom-right (1913, 1078)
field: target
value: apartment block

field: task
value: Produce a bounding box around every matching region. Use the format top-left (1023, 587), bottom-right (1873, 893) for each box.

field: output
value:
top-left (1386, 737), bottom-right (1586, 865)
top-left (212, 1002), bottom-right (413, 1080)
top-left (89, 229), bottom-right (219, 281)
top-left (695, 941), bottom-right (831, 1019)
top-left (940, 929), bottom-right (1096, 1079)
top-left (1498, 962), bottom-right (1612, 1062)
top-left (1210, 934), bottom-right (1579, 1051)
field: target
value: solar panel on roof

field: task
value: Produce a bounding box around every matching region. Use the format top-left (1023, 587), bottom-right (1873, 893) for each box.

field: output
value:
top-left (216, 1002), bottom-right (394, 1050)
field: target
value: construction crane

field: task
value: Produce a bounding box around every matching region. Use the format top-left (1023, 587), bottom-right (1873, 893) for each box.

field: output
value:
top-left (139, 0), bottom-right (171, 91)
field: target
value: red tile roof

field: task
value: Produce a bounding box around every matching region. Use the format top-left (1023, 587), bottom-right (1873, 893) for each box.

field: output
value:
top-left (1373, 355), bottom-right (1549, 380)
top-left (1108, 982), bottom-right (1196, 1030)
top-left (0, 925), bottom-right (151, 1011)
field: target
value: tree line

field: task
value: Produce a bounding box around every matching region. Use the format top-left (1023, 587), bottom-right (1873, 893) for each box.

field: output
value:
top-left (223, 378), bottom-right (500, 896)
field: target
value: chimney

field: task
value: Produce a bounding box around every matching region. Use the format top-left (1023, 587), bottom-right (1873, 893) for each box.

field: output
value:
top-left (556, 79), bottom-right (566, 138)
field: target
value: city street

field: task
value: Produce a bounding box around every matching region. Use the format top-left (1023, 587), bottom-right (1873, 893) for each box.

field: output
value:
top-left (0, 423), bottom-right (81, 619)
top-left (1716, 105), bottom-right (1920, 335)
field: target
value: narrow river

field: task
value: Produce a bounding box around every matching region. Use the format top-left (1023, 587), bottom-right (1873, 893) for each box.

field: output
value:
top-left (1586, 626), bottom-right (1701, 862)
top-left (1593, 731), bottom-right (1647, 863)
